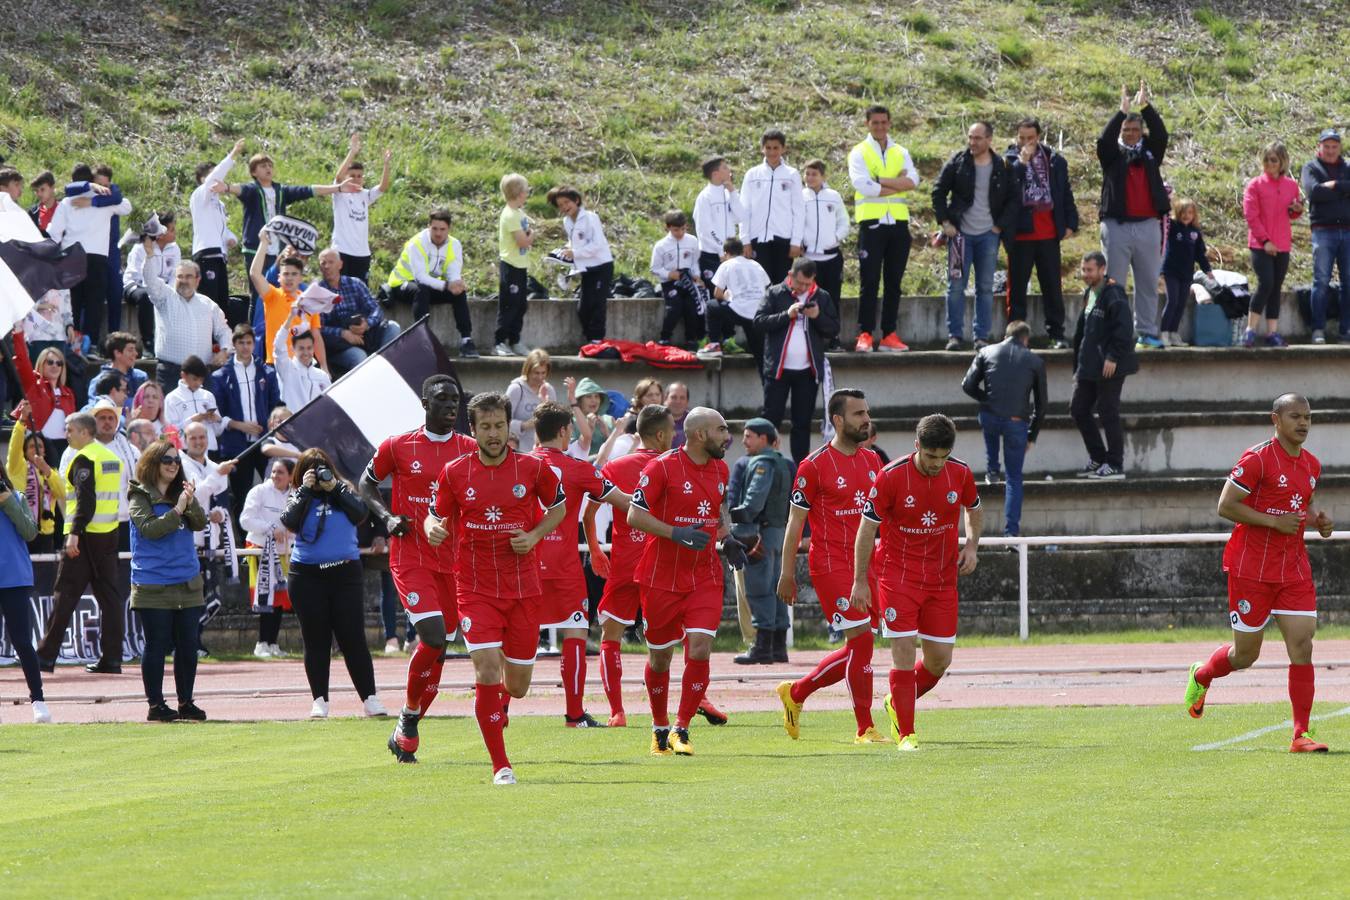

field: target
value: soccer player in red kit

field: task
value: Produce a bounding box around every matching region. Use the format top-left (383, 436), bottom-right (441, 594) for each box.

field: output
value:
top-left (362, 375), bottom-right (477, 765)
top-left (530, 401), bottom-right (631, 728)
top-left (422, 392), bottom-right (567, 784)
top-left (1186, 393), bottom-right (1336, 752)
top-left (627, 406), bottom-right (747, 756)
top-left (584, 404), bottom-right (674, 727)
top-left (775, 388), bottom-right (888, 743)
top-left (852, 414), bottom-right (980, 752)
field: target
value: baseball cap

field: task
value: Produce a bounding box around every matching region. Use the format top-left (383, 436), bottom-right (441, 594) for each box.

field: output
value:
top-left (91, 398), bottom-right (121, 417)
top-left (744, 417), bottom-right (778, 440)
top-left (1319, 128), bottom-right (1342, 143)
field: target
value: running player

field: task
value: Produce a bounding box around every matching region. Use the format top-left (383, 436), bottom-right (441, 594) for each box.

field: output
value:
top-left (423, 391), bottom-right (567, 784)
top-left (362, 375), bottom-right (476, 765)
top-left (1185, 393), bottom-right (1336, 752)
top-left (531, 401), bottom-right (631, 728)
top-left (627, 406), bottom-right (746, 756)
top-left (775, 388), bottom-right (887, 743)
top-left (852, 414), bottom-right (980, 752)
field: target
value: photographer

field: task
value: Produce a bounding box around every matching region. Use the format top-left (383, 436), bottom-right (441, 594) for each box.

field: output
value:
top-left (128, 440), bottom-right (209, 722)
top-left (280, 448), bottom-right (384, 719)
top-left (0, 455), bottom-right (51, 723)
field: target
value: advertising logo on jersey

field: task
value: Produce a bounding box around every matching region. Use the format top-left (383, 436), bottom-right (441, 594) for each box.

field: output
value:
top-left (465, 486), bottom-right (476, 502)
top-left (904, 494), bottom-right (915, 508)
top-left (921, 510), bottom-right (937, 526)
top-left (512, 483), bottom-right (527, 498)
top-left (947, 490), bottom-right (958, 504)
top-left (854, 490), bottom-right (867, 507)
top-left (836, 475), bottom-right (847, 489)
top-left (410, 459), bottom-right (422, 473)
top-left (682, 480), bottom-right (693, 494)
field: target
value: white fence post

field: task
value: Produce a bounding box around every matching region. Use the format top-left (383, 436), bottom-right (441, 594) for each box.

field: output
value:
top-left (1017, 543), bottom-right (1029, 642)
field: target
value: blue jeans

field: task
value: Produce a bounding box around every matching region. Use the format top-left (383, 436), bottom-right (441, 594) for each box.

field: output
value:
top-left (1311, 228), bottom-right (1350, 334)
top-left (946, 230), bottom-right (1000, 341)
top-left (328, 320), bottom-right (403, 375)
top-left (979, 410), bottom-right (1029, 536)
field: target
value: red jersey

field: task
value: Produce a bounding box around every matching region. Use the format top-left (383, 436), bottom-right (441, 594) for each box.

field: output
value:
top-left (863, 453), bottom-right (980, 591)
top-left (632, 448), bottom-right (729, 593)
top-left (367, 427), bottom-right (477, 573)
top-left (790, 443), bottom-right (882, 576)
top-left (600, 447), bottom-right (661, 581)
top-left (431, 448), bottom-right (565, 600)
top-left (1223, 438), bottom-right (1321, 583)
top-left (532, 445), bottom-right (616, 581)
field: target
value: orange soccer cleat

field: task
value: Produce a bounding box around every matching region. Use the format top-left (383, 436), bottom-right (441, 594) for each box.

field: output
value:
top-left (854, 332), bottom-right (874, 353)
top-left (1290, 732), bottom-right (1329, 753)
top-left (696, 698), bottom-right (728, 726)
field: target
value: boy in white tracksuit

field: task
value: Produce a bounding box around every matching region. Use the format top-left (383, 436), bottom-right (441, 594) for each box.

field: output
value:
top-left (693, 156), bottom-right (745, 285)
top-left (548, 186), bottom-right (614, 344)
top-left (739, 129), bottom-right (805, 284)
top-left (650, 210), bottom-right (705, 347)
top-left (801, 159), bottom-right (851, 322)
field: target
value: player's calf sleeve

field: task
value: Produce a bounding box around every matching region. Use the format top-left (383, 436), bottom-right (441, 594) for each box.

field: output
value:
top-left (1289, 664), bottom-right (1315, 737)
top-left (914, 660), bottom-right (942, 698)
top-left (676, 658), bottom-right (711, 730)
top-left (1196, 644), bottom-right (1234, 687)
top-left (845, 635), bottom-right (875, 732)
top-left (474, 683), bottom-right (511, 773)
top-left (790, 646), bottom-right (849, 705)
top-left (600, 640), bottom-right (624, 716)
top-left (889, 667), bottom-right (916, 736)
top-left (645, 663), bottom-right (670, 728)
top-left (562, 637), bottom-right (586, 719)
top-left (405, 641), bottom-right (442, 712)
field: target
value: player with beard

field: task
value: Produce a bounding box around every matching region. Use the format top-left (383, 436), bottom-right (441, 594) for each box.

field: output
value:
top-left (422, 392), bottom-right (567, 784)
top-left (363, 375), bottom-right (477, 764)
top-left (627, 407), bottom-right (747, 756)
top-left (775, 389), bottom-right (888, 743)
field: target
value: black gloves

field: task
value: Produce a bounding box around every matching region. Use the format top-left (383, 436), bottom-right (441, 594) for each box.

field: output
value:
top-left (721, 536), bottom-right (748, 571)
top-left (670, 525), bottom-right (711, 551)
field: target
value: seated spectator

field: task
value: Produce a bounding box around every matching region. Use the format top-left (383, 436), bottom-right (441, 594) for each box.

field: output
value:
top-left (332, 134), bottom-right (392, 284)
top-left (128, 439), bottom-right (209, 722)
top-left (249, 228), bottom-right (327, 370)
top-left (1159, 198), bottom-right (1215, 348)
top-left (6, 402), bottom-right (65, 553)
top-left (20, 290), bottom-right (75, 356)
top-left (651, 210), bottom-right (706, 349)
top-left (83, 371), bottom-right (129, 425)
top-left (121, 212), bottom-right (180, 354)
top-left (130, 381), bottom-right (167, 438)
top-left (263, 245), bottom-right (311, 289)
top-left (665, 381), bottom-right (690, 449)
top-left (710, 236), bottom-right (769, 365)
top-left (504, 349), bottom-right (555, 451)
top-left (86, 332), bottom-right (146, 416)
top-left (239, 458), bottom-right (296, 659)
top-left (260, 406), bottom-right (301, 461)
top-left (604, 377), bottom-right (664, 461)
top-left (316, 249), bottom-right (401, 375)
top-left (1243, 142), bottom-right (1302, 348)
top-left (385, 209), bottom-right (476, 359)
top-left (126, 418), bottom-right (158, 453)
top-left (12, 331), bottom-right (76, 465)
top-left (546, 186), bottom-right (614, 345)
top-left (272, 309), bottom-right (332, 409)
top-left (163, 356), bottom-right (223, 453)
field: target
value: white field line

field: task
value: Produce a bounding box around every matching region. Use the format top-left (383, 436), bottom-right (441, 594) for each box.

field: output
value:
top-left (1191, 704), bottom-right (1350, 751)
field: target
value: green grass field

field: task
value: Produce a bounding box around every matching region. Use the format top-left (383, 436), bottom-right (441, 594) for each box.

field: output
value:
top-left (3, 704), bottom-right (1347, 897)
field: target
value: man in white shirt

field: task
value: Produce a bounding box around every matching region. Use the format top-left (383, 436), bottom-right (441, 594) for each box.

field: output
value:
top-left (739, 129), bottom-right (806, 285)
top-left (164, 356), bottom-right (224, 452)
top-left (138, 236), bottom-right (231, 388)
top-left (122, 211), bottom-right (181, 355)
top-left (181, 420), bottom-right (236, 546)
top-left (693, 156), bottom-right (745, 285)
top-left (847, 105), bottom-right (920, 353)
top-left (801, 159), bottom-right (851, 329)
top-left (651, 210), bottom-right (706, 348)
top-left (708, 237), bottom-right (770, 364)
top-left (332, 133), bottom-right (392, 285)
top-left (272, 303), bottom-right (332, 409)
top-left (190, 139), bottom-right (245, 310)
top-left (45, 167), bottom-right (133, 348)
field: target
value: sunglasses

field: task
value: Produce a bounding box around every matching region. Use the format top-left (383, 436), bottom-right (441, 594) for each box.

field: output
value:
top-left (43, 359), bottom-right (64, 367)
top-left (161, 456), bottom-right (181, 466)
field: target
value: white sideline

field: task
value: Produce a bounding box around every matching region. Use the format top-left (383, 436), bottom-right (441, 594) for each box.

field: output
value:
top-left (1190, 704), bottom-right (1350, 751)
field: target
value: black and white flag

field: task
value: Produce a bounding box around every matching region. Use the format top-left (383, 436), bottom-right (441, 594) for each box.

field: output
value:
top-left (275, 318), bottom-right (467, 480)
top-left (0, 195), bottom-right (87, 334)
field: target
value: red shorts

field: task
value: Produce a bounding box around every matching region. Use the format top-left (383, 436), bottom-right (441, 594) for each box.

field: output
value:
top-left (811, 569), bottom-right (878, 631)
top-left (639, 582), bottom-right (723, 649)
top-left (598, 575), bottom-right (641, 625)
top-left (537, 575), bottom-right (590, 630)
top-left (391, 567), bottom-right (457, 625)
top-left (457, 590), bottom-right (541, 665)
top-left (877, 580), bottom-right (959, 643)
top-left (1227, 575), bottom-right (1317, 632)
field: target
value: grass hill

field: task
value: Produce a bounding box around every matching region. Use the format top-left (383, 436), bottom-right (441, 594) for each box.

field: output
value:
top-left (2, 0), bottom-right (1344, 297)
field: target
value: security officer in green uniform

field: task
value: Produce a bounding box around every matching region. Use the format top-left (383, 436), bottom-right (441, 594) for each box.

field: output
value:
top-left (730, 418), bottom-right (796, 665)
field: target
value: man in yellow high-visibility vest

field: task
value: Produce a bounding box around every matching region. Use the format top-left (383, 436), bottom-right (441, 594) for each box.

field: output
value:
top-left (37, 413), bottom-right (127, 674)
top-left (847, 105), bottom-right (921, 353)
top-left (385, 209), bottom-right (478, 358)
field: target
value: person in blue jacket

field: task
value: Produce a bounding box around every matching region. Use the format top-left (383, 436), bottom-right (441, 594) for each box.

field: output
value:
top-left (208, 323), bottom-right (281, 522)
top-left (0, 456), bottom-right (50, 723)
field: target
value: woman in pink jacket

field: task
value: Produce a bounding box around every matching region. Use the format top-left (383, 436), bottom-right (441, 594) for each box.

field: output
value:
top-left (1242, 142), bottom-right (1303, 346)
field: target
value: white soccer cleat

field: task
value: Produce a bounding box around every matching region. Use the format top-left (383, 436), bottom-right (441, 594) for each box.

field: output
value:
top-left (32, 701), bottom-right (52, 724)
top-left (253, 642), bottom-right (272, 659)
top-left (492, 767), bottom-right (517, 785)
top-left (363, 695), bottom-right (389, 717)
top-left (268, 643), bottom-right (287, 658)
top-left (383, 638), bottom-right (401, 655)
top-left (310, 697), bottom-right (329, 719)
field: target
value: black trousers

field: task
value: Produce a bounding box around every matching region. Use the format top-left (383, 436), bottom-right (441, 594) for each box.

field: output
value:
top-left (0, 585), bottom-right (44, 702)
top-left (706, 304), bottom-right (763, 368)
top-left (814, 253), bottom-right (844, 316)
top-left (495, 262), bottom-right (529, 345)
top-left (122, 285), bottom-right (157, 354)
top-left (391, 282), bottom-right (472, 338)
top-left (698, 251), bottom-right (721, 284)
top-left (660, 280), bottom-right (704, 343)
top-left (763, 368), bottom-right (818, 464)
top-left (339, 252), bottom-right (372, 285)
top-left (37, 530), bottom-right (124, 664)
top-left (288, 560), bottom-right (377, 701)
top-left (1007, 238), bottom-right (1066, 339)
top-left (194, 252), bottom-right (230, 310)
top-left (259, 608), bottom-right (284, 643)
top-left (857, 223), bottom-right (911, 337)
top-left (751, 238), bottom-right (792, 285)
top-left (1070, 377), bottom-right (1126, 469)
top-left (577, 261), bottom-right (612, 341)
top-left (71, 254), bottom-right (110, 347)
top-left (139, 605), bottom-right (203, 706)
top-left (1249, 249), bottom-right (1290, 319)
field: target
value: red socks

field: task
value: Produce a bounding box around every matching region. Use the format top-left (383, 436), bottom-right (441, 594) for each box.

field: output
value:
top-left (790, 646), bottom-right (848, 704)
top-left (404, 641), bottom-right (442, 712)
top-left (600, 640), bottom-right (624, 716)
top-left (645, 662), bottom-right (670, 728)
top-left (676, 657), bottom-right (711, 730)
top-left (474, 683), bottom-right (510, 773)
top-left (561, 637), bottom-right (586, 720)
top-left (498, 684), bottom-right (511, 727)
top-left (844, 634), bottom-right (874, 733)
top-left (1290, 664), bottom-right (1315, 737)
top-left (1195, 644), bottom-right (1234, 688)
top-left (889, 667), bottom-right (916, 737)
top-left (914, 661), bottom-right (941, 699)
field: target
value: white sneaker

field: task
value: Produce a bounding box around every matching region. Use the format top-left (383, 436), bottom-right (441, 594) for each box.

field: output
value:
top-left (493, 342), bottom-right (514, 357)
top-left (511, 341), bottom-right (531, 356)
top-left (268, 643), bottom-right (287, 658)
top-left (383, 638), bottom-right (401, 655)
top-left (253, 642), bottom-right (272, 659)
top-left (696, 342), bottom-right (723, 359)
top-left (1312, 329), bottom-right (1326, 345)
top-left (363, 695), bottom-right (389, 717)
top-left (310, 697), bottom-right (329, 719)
top-left (493, 767), bottom-right (517, 785)
top-left (32, 701), bottom-right (52, 724)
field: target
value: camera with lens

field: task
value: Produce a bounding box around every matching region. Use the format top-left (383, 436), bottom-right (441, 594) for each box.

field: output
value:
top-left (315, 466), bottom-right (336, 486)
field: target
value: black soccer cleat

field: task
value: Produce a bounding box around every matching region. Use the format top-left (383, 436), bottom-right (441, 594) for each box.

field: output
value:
top-left (565, 712), bottom-right (607, 728)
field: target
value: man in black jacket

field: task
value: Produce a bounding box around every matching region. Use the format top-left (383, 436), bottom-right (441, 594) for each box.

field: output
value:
top-left (1005, 118), bottom-right (1079, 348)
top-left (933, 122), bottom-right (1020, 351)
top-left (1097, 81), bottom-right (1169, 350)
top-left (961, 320), bottom-right (1046, 535)
top-left (754, 258), bottom-right (840, 463)
top-left (1301, 129), bottom-right (1350, 343)
top-left (1071, 252), bottom-right (1138, 480)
